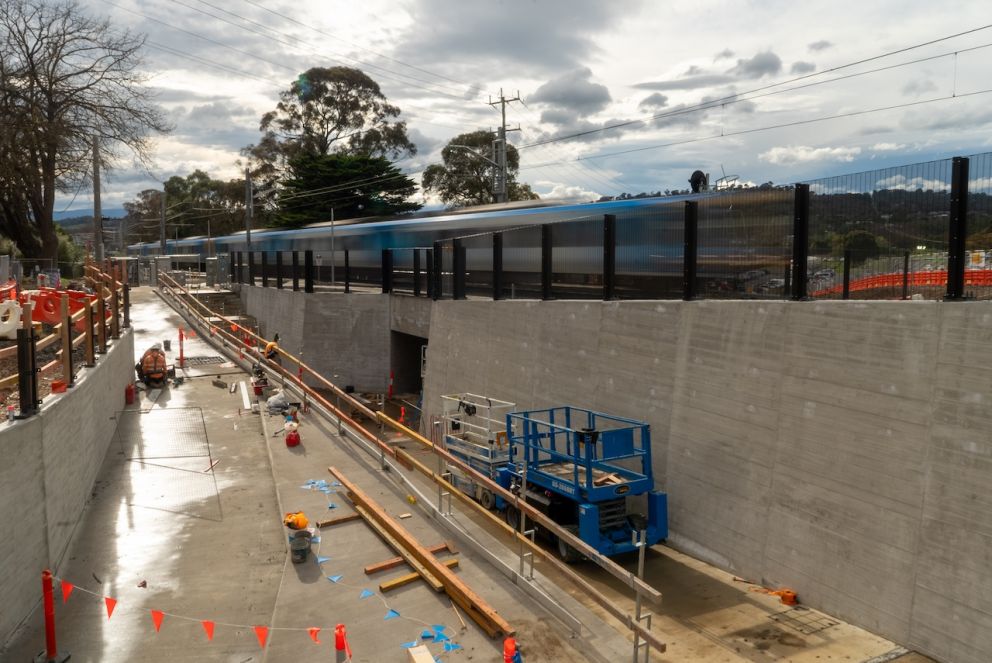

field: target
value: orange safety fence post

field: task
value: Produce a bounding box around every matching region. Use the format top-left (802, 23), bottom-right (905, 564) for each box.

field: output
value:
top-left (334, 623), bottom-right (352, 662)
top-left (178, 327), bottom-right (185, 369)
top-left (36, 569), bottom-right (70, 662)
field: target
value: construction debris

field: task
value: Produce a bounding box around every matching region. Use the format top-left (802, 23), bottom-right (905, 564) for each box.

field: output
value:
top-left (329, 466), bottom-right (514, 638)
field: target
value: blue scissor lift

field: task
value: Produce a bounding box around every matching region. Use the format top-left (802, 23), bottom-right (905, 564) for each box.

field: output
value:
top-left (498, 406), bottom-right (667, 560)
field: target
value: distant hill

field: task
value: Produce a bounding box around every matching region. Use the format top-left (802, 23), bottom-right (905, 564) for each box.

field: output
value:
top-left (54, 208), bottom-right (126, 223)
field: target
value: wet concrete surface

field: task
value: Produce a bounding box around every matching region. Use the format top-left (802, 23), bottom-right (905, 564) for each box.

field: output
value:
top-left (2, 286), bottom-right (940, 663)
top-left (2, 287), bottom-right (626, 662)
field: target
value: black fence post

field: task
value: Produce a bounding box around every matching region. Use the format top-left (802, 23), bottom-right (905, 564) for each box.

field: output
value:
top-left (248, 252), bottom-right (256, 286)
top-left (603, 214), bottom-right (616, 301)
top-left (344, 250), bottom-right (351, 293)
top-left (426, 249), bottom-right (434, 299)
top-left (842, 249), bottom-right (851, 300)
top-left (453, 239), bottom-right (466, 300)
top-left (97, 296), bottom-right (107, 354)
top-left (292, 252), bottom-right (300, 291)
top-left (902, 251), bottom-right (910, 300)
top-left (432, 241), bottom-right (442, 300)
top-left (382, 249), bottom-right (393, 294)
top-left (413, 250), bottom-right (422, 297)
top-left (16, 328), bottom-right (38, 418)
top-left (304, 250), bottom-right (314, 293)
top-left (541, 224), bottom-right (553, 301)
top-left (946, 156), bottom-right (969, 301)
top-left (122, 284), bottom-right (130, 329)
top-left (261, 252), bottom-right (269, 288)
top-left (276, 252), bottom-right (283, 289)
top-left (492, 234), bottom-right (503, 301)
top-left (683, 202), bottom-right (698, 301)
top-left (791, 183), bottom-right (810, 301)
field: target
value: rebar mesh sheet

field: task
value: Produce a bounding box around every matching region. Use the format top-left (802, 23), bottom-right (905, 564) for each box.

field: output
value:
top-left (770, 607), bottom-right (838, 635)
top-left (116, 407), bottom-right (210, 460)
top-left (181, 355), bottom-right (226, 366)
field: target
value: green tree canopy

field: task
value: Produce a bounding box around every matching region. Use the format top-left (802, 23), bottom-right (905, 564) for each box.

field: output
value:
top-left (835, 229), bottom-right (883, 265)
top-left (122, 170), bottom-right (249, 244)
top-left (243, 66), bottom-right (416, 205)
top-left (277, 154), bottom-right (420, 228)
top-left (422, 130), bottom-right (539, 207)
top-left (0, 0), bottom-right (168, 263)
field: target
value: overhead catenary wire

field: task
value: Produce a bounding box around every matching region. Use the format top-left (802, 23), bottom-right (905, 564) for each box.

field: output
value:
top-left (518, 24), bottom-right (992, 150)
top-left (239, 0), bottom-right (487, 99)
top-left (163, 0), bottom-right (474, 101)
top-left (519, 87), bottom-right (992, 168)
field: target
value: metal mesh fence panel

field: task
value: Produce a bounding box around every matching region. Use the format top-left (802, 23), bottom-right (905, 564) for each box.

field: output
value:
top-left (615, 203), bottom-right (684, 299)
top-left (697, 189), bottom-right (794, 299)
top-left (806, 158), bottom-right (953, 300)
top-left (966, 152), bottom-right (992, 299)
top-left (550, 216), bottom-right (602, 299)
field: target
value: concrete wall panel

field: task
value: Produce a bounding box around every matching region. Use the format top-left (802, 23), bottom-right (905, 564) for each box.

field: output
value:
top-left (421, 297), bottom-right (992, 663)
top-left (0, 330), bottom-right (133, 647)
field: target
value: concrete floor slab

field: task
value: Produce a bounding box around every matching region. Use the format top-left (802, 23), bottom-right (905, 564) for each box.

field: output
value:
top-left (2, 287), bottom-right (941, 663)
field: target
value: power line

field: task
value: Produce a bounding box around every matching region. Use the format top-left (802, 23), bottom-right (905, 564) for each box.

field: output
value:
top-left (519, 24), bottom-right (992, 150)
top-left (240, 0), bottom-right (486, 99)
top-left (519, 87), bottom-right (992, 168)
top-left (145, 40), bottom-right (284, 89)
top-left (166, 0), bottom-right (473, 101)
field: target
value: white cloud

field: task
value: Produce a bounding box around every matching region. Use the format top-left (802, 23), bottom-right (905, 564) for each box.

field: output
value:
top-left (759, 145), bottom-right (862, 165)
top-left (869, 142), bottom-right (905, 152)
top-left (874, 174), bottom-right (948, 191)
top-left (536, 181), bottom-right (600, 202)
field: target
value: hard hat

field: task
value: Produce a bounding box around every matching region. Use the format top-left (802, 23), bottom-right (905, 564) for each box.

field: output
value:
top-left (150, 343), bottom-right (162, 351)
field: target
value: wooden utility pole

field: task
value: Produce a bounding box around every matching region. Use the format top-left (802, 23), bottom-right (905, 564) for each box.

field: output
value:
top-left (93, 137), bottom-right (103, 263)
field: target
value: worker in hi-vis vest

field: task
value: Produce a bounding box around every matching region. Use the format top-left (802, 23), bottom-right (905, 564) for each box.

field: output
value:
top-left (136, 343), bottom-right (167, 387)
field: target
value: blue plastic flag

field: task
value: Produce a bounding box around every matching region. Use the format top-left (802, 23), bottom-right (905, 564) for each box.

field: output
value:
top-left (316, 556), bottom-right (331, 565)
top-left (384, 609), bottom-right (400, 620)
top-left (360, 589), bottom-right (375, 599)
top-left (327, 575), bottom-right (343, 583)
top-left (443, 642), bottom-right (462, 652)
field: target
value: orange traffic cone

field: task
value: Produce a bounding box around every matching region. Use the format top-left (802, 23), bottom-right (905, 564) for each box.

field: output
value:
top-left (335, 623), bottom-right (352, 662)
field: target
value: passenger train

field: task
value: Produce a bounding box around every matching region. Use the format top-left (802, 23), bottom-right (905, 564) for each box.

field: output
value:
top-left (128, 191), bottom-right (788, 297)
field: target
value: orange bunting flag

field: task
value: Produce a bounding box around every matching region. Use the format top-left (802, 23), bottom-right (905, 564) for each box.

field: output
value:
top-left (201, 620), bottom-right (215, 641)
top-left (105, 597), bottom-right (117, 619)
top-left (308, 627), bottom-right (321, 644)
top-left (229, 324), bottom-right (238, 333)
top-left (254, 625), bottom-right (269, 648)
top-left (150, 610), bottom-right (164, 632)
top-left (60, 581), bottom-right (74, 604)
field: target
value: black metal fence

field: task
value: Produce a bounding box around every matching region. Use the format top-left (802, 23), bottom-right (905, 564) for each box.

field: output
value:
top-left (231, 151), bottom-right (992, 303)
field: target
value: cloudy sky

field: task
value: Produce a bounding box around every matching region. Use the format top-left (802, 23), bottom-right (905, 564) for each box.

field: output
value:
top-left (67, 0), bottom-right (992, 213)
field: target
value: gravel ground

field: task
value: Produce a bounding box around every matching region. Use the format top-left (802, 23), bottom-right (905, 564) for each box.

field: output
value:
top-left (0, 326), bottom-right (91, 410)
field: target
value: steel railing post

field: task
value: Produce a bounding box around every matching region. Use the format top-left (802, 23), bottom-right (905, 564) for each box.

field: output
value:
top-left (604, 214), bottom-right (616, 301)
top-left (541, 224), bottom-right (553, 300)
top-left (683, 201), bottom-right (698, 301)
top-left (946, 156), bottom-right (969, 300)
top-left (452, 239), bottom-right (466, 300)
top-left (492, 234), bottom-right (503, 301)
top-left (791, 183), bottom-right (810, 301)
top-left (304, 250), bottom-right (315, 293)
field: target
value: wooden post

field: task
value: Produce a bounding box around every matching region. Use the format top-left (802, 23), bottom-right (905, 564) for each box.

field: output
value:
top-left (60, 295), bottom-right (73, 386)
top-left (110, 288), bottom-right (120, 339)
top-left (97, 296), bottom-right (107, 354)
top-left (84, 301), bottom-right (95, 366)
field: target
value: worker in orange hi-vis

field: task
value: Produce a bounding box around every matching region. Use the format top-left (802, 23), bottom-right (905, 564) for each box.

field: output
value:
top-left (503, 636), bottom-right (523, 663)
top-left (263, 332), bottom-right (281, 366)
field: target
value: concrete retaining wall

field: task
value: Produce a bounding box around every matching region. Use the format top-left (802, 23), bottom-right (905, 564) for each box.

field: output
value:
top-left (242, 288), bottom-right (389, 392)
top-left (0, 330), bottom-right (134, 647)
top-left (421, 299), bottom-right (992, 663)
